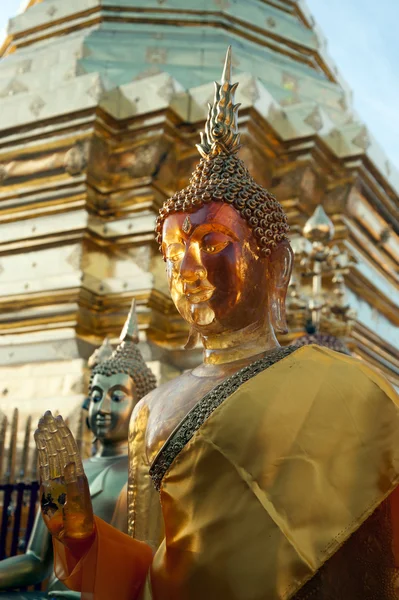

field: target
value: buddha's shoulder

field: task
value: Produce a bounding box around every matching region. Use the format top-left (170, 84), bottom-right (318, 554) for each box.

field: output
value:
top-left (131, 370), bottom-right (194, 419)
top-left (288, 343), bottom-right (370, 374)
top-left (279, 344), bottom-right (397, 400)
top-left (143, 371), bottom-right (192, 403)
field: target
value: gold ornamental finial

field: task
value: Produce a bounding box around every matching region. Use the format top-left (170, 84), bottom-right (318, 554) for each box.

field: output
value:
top-left (303, 205), bottom-right (335, 245)
top-left (120, 299), bottom-right (139, 344)
top-left (197, 46), bottom-right (241, 158)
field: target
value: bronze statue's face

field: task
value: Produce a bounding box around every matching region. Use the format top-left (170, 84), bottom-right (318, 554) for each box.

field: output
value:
top-left (162, 202), bottom-right (272, 335)
top-left (88, 373), bottom-right (136, 443)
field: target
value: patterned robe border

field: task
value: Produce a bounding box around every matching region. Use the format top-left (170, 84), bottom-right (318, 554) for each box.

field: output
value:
top-left (150, 345), bottom-right (297, 491)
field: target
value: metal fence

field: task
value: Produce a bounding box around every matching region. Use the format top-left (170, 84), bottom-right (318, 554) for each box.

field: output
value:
top-left (0, 409), bottom-right (40, 562)
top-left (0, 407), bottom-right (86, 562)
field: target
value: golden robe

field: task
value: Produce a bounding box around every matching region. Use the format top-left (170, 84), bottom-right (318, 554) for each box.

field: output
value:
top-left (54, 345), bottom-right (399, 599)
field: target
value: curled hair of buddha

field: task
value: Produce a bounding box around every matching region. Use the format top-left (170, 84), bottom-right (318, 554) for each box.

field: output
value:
top-left (155, 46), bottom-right (289, 258)
top-left (89, 301), bottom-right (157, 402)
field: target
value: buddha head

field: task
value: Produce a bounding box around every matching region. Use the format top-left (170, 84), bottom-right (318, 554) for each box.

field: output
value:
top-left (84, 301), bottom-right (157, 444)
top-left (155, 47), bottom-right (293, 347)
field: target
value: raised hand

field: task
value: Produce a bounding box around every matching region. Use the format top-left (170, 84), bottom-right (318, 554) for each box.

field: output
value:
top-left (34, 411), bottom-right (94, 553)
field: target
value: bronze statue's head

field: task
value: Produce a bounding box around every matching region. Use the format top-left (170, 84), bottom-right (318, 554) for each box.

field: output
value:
top-left (156, 47), bottom-right (293, 343)
top-left (86, 302), bottom-right (157, 443)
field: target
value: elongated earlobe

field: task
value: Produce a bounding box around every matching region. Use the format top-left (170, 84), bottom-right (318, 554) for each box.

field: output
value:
top-left (268, 241), bottom-right (293, 334)
top-left (184, 327), bottom-right (200, 350)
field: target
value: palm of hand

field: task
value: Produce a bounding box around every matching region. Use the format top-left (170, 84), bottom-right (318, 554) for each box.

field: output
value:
top-left (34, 411), bottom-right (94, 547)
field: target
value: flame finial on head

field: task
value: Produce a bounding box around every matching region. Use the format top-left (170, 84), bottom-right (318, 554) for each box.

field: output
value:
top-left (197, 46), bottom-right (241, 158)
top-left (120, 300), bottom-right (139, 344)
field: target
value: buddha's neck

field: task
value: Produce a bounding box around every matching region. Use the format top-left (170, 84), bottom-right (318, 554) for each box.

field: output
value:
top-left (96, 439), bottom-right (128, 458)
top-left (201, 318), bottom-right (279, 366)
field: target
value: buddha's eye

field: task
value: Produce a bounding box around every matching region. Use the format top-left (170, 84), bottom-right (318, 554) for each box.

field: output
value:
top-left (91, 391), bottom-right (102, 403)
top-left (200, 232), bottom-right (230, 254)
top-left (165, 243), bottom-right (185, 263)
top-left (112, 390), bottom-right (125, 403)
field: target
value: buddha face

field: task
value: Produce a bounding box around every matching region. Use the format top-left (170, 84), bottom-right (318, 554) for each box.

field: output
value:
top-left (88, 373), bottom-right (136, 444)
top-left (162, 202), bottom-right (276, 335)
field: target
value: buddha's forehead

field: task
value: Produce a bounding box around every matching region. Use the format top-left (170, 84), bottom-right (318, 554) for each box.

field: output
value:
top-left (91, 372), bottom-right (133, 390)
top-left (162, 202), bottom-right (248, 242)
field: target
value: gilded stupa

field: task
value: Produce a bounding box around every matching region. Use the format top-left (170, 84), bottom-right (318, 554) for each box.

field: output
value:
top-left (0, 0), bottom-right (397, 450)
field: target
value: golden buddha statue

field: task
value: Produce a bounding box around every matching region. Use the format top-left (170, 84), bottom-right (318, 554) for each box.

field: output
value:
top-left (34, 48), bottom-right (399, 600)
top-left (0, 302), bottom-right (156, 599)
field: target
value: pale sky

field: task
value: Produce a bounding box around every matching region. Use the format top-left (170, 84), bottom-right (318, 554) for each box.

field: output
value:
top-left (0, 0), bottom-right (398, 169)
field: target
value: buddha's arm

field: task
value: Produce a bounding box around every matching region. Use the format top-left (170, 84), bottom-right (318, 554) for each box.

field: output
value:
top-left (111, 481), bottom-right (128, 534)
top-left (53, 515), bottom-right (153, 599)
top-left (32, 411), bottom-right (152, 599)
top-left (0, 510), bottom-right (53, 589)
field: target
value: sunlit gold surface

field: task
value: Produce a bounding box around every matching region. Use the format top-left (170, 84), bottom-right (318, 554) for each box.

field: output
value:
top-left (130, 51), bottom-right (294, 493)
top-left (53, 346), bottom-right (399, 600)
top-left (150, 346), bottom-right (399, 600)
top-left (162, 203), bottom-right (292, 363)
top-left (126, 49), bottom-right (296, 549)
top-left (29, 44), bottom-right (399, 600)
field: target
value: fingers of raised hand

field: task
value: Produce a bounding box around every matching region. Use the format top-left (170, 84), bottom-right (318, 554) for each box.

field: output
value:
top-left (35, 411), bottom-right (64, 480)
top-left (41, 412), bottom-right (64, 480)
top-left (44, 412), bottom-right (69, 476)
top-left (35, 411), bottom-right (84, 484)
top-left (64, 462), bottom-right (77, 485)
top-left (34, 428), bottom-right (50, 483)
top-left (55, 415), bottom-right (84, 477)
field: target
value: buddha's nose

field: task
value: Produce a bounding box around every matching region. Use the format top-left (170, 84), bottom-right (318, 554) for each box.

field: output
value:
top-left (99, 393), bottom-right (112, 415)
top-left (180, 244), bottom-right (206, 282)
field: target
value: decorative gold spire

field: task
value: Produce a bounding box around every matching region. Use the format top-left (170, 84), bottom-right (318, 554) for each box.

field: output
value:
top-left (197, 46), bottom-right (241, 158)
top-left (120, 299), bottom-right (139, 344)
top-left (303, 205), bottom-right (335, 245)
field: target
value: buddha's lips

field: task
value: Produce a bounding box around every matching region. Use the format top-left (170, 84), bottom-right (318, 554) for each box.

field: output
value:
top-left (96, 416), bottom-right (112, 428)
top-left (185, 287), bottom-right (214, 304)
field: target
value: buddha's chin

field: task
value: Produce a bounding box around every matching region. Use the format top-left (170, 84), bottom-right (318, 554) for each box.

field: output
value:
top-left (189, 303), bottom-right (215, 327)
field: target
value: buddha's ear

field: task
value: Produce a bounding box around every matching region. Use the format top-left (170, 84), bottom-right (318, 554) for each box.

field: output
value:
top-left (267, 241), bottom-right (293, 334)
top-left (184, 327), bottom-right (200, 350)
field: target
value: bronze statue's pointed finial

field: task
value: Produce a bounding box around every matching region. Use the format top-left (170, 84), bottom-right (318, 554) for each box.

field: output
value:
top-left (221, 44), bottom-right (232, 83)
top-left (88, 337), bottom-right (114, 369)
top-left (197, 45), bottom-right (241, 158)
top-left (120, 300), bottom-right (139, 344)
top-left (89, 300), bottom-right (157, 404)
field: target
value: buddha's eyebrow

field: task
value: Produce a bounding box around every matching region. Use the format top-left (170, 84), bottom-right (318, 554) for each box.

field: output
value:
top-left (190, 222), bottom-right (238, 241)
top-left (109, 385), bottom-right (130, 393)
